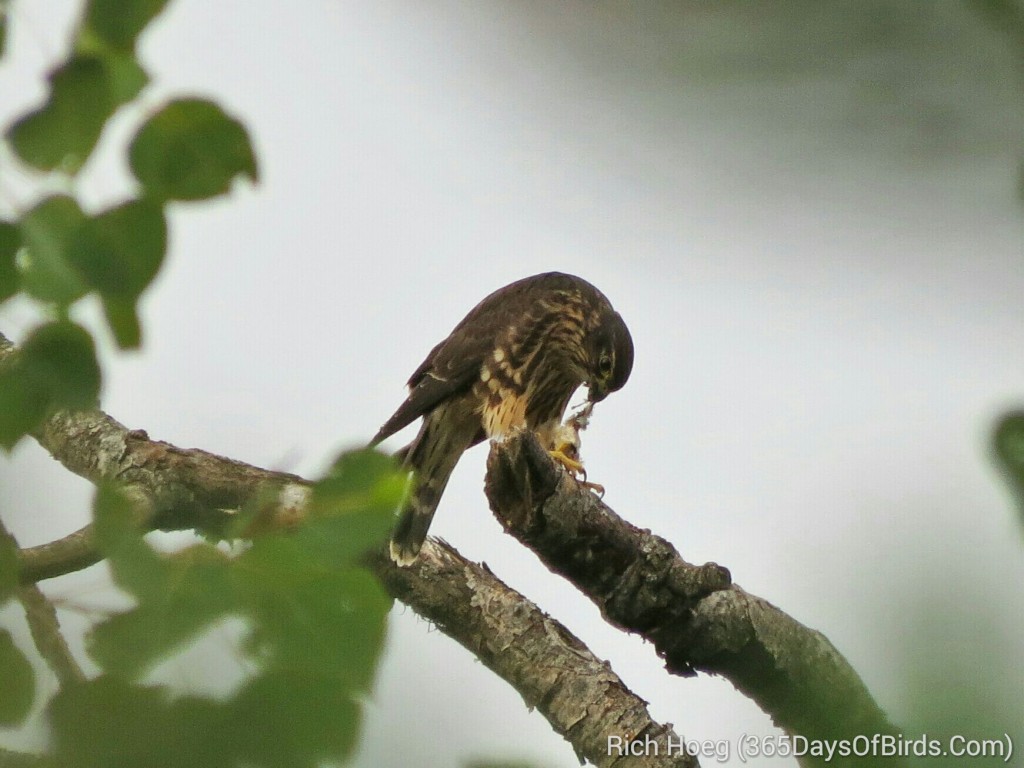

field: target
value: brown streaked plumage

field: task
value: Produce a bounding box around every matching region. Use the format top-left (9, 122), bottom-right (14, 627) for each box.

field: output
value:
top-left (372, 271), bottom-right (633, 565)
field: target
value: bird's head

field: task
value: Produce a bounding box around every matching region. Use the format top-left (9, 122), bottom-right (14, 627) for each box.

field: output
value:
top-left (585, 309), bottom-right (634, 403)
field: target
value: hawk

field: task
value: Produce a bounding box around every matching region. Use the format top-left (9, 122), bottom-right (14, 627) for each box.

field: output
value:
top-left (372, 271), bottom-right (634, 565)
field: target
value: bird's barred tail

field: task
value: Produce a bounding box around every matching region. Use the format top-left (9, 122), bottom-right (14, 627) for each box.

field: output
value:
top-left (389, 480), bottom-right (443, 566)
top-left (389, 406), bottom-right (466, 566)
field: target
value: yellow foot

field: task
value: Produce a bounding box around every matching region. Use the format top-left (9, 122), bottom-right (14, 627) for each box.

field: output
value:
top-left (549, 443), bottom-right (584, 475)
top-left (548, 443), bottom-right (604, 496)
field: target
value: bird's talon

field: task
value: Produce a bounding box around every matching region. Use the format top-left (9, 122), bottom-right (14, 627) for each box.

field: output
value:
top-left (548, 447), bottom-right (584, 475)
top-left (547, 444), bottom-right (603, 494)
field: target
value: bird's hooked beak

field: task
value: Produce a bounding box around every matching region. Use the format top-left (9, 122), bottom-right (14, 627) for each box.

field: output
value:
top-left (587, 379), bottom-right (609, 403)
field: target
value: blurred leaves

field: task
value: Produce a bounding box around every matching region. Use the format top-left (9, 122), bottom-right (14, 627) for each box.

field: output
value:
top-left (2, 2), bottom-right (255, 414)
top-left (7, 54), bottom-right (146, 173)
top-left (0, 630), bottom-right (35, 725)
top-left (0, 3), bottom-right (387, 766)
top-left (0, 321), bottom-right (99, 449)
top-left (58, 450), bottom-right (401, 768)
top-left (130, 98), bottom-right (258, 201)
top-left (993, 410), bottom-right (1024, 527)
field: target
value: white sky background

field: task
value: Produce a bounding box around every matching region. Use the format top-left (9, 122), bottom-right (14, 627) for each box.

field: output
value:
top-left (2, 1), bottom-right (1024, 767)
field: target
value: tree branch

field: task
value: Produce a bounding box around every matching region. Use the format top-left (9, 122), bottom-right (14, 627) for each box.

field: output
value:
top-left (2, 330), bottom-right (695, 766)
top-left (484, 430), bottom-right (907, 768)
top-left (373, 541), bottom-right (697, 768)
top-left (0, 519), bottom-right (84, 685)
top-left (0, 332), bottom-right (307, 543)
top-left (18, 525), bottom-right (100, 583)
top-left (18, 582), bottom-right (85, 685)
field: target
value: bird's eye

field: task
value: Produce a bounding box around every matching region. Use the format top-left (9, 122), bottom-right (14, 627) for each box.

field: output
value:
top-left (598, 354), bottom-right (613, 376)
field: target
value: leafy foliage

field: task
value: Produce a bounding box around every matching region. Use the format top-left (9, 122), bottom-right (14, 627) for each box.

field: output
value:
top-left (3, 1), bottom-right (390, 766)
top-left (0, 0), bottom-right (257, 448)
top-left (48, 451), bottom-right (401, 768)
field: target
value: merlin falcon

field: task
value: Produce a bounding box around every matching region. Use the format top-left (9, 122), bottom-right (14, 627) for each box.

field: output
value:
top-left (372, 271), bottom-right (634, 565)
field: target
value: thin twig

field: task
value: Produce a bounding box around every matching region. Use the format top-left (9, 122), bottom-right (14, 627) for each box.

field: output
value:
top-left (17, 582), bottom-right (84, 684)
top-left (0, 519), bottom-right (84, 686)
top-left (18, 525), bottom-right (100, 584)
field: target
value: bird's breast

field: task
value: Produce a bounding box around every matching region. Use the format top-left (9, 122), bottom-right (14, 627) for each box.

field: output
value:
top-left (479, 385), bottom-right (530, 439)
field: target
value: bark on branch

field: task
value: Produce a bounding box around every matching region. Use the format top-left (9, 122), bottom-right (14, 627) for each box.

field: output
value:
top-left (485, 430), bottom-right (906, 768)
top-left (374, 542), bottom-right (696, 767)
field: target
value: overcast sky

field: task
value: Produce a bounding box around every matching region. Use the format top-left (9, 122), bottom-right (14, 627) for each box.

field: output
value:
top-left (2, 2), bottom-right (1023, 767)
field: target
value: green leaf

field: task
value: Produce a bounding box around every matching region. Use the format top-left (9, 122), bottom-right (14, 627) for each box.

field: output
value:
top-left (83, 0), bottom-right (171, 52)
top-left (69, 198), bottom-right (166, 348)
top-left (18, 195), bottom-right (89, 305)
top-left (234, 557), bottom-right (390, 689)
top-left (70, 198), bottom-right (165, 297)
top-left (0, 5), bottom-right (7, 60)
top-left (0, 630), bottom-right (35, 725)
top-left (0, 320), bottom-right (99, 448)
top-left (20, 321), bottom-right (100, 411)
top-left (50, 677), bottom-right (162, 767)
top-left (227, 672), bottom-right (361, 768)
top-left (0, 361), bottom-right (49, 449)
top-left (97, 51), bottom-right (148, 105)
top-left (0, 220), bottom-right (20, 302)
top-left (0, 529), bottom-right (18, 603)
top-left (7, 55), bottom-right (124, 173)
top-left (314, 449), bottom-right (407, 510)
top-left (101, 296), bottom-right (142, 349)
top-left (994, 411), bottom-right (1024, 526)
top-left (129, 98), bottom-right (258, 201)
top-left (50, 677), bottom-right (232, 768)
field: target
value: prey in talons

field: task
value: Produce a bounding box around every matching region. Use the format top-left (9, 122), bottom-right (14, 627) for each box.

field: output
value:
top-left (547, 401), bottom-right (605, 496)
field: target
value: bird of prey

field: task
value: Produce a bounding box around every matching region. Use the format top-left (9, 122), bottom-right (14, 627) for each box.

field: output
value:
top-left (372, 271), bottom-right (634, 565)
